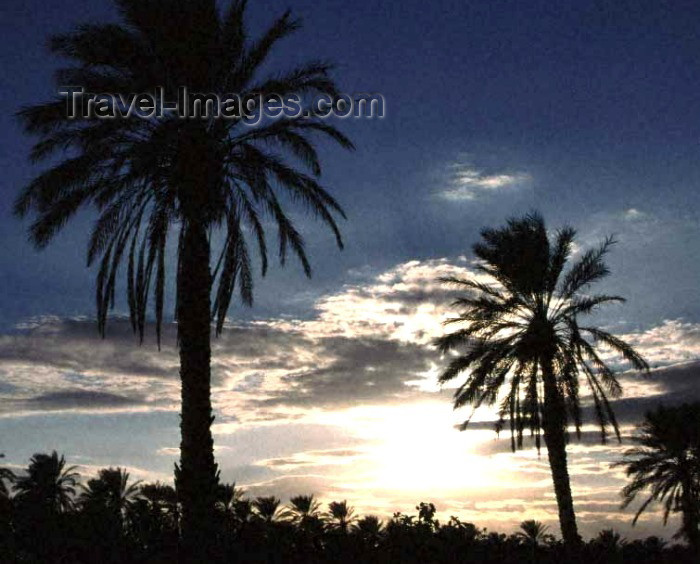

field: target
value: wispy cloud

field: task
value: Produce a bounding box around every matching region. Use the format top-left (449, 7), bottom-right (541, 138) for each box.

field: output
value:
top-left (437, 164), bottom-right (531, 201)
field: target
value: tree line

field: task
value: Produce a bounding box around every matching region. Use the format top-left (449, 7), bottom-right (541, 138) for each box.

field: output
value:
top-left (0, 440), bottom-right (697, 563)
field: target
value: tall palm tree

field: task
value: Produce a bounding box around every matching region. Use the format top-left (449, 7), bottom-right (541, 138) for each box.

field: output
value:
top-left (13, 451), bottom-right (79, 514)
top-left (434, 213), bottom-right (649, 546)
top-left (79, 467), bottom-right (142, 521)
top-left (15, 0), bottom-right (353, 549)
top-left (615, 402), bottom-right (700, 553)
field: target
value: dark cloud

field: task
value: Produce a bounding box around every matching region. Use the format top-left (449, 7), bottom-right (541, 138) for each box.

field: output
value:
top-left (255, 336), bottom-right (436, 408)
top-left (26, 389), bottom-right (145, 410)
top-left (0, 317), bottom-right (178, 379)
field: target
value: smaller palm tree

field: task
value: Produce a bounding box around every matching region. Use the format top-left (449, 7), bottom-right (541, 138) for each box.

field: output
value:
top-left (14, 451), bottom-right (79, 514)
top-left (138, 482), bottom-right (179, 526)
top-left (0, 454), bottom-right (14, 534)
top-left (215, 482), bottom-right (245, 513)
top-left (215, 482), bottom-right (246, 533)
top-left (0, 454), bottom-right (14, 501)
top-left (592, 529), bottom-right (626, 552)
top-left (615, 402), bottom-right (700, 553)
top-left (516, 520), bottom-right (553, 547)
top-left (353, 515), bottom-right (384, 546)
top-left (327, 500), bottom-right (356, 532)
top-left (253, 496), bottom-right (282, 524)
top-left (80, 467), bottom-right (141, 517)
top-left (285, 494), bottom-right (322, 527)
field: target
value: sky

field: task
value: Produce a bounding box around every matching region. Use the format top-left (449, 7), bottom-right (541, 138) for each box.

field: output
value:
top-left (2, 0), bottom-right (700, 541)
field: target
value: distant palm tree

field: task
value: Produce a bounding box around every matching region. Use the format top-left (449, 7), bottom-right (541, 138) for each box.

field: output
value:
top-left (435, 213), bottom-right (649, 547)
top-left (0, 454), bottom-right (14, 501)
top-left (615, 403), bottom-right (700, 553)
top-left (516, 519), bottom-right (552, 547)
top-left (16, 0), bottom-right (352, 549)
top-left (215, 482), bottom-right (245, 514)
top-left (253, 496), bottom-right (282, 524)
top-left (285, 494), bottom-right (322, 527)
top-left (0, 454), bottom-right (14, 535)
top-left (328, 500), bottom-right (356, 532)
top-left (14, 451), bottom-right (79, 514)
top-left (353, 515), bottom-right (384, 539)
top-left (215, 481), bottom-right (246, 533)
top-left (79, 467), bottom-right (141, 521)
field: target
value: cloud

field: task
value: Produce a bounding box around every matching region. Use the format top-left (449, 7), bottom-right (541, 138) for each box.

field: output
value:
top-left (621, 208), bottom-right (649, 222)
top-left (437, 164), bottom-right (531, 201)
top-left (25, 390), bottom-right (145, 410)
top-left (1, 257), bottom-right (698, 540)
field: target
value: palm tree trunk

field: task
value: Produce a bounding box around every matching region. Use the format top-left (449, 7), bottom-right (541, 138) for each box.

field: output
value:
top-left (541, 359), bottom-right (580, 548)
top-left (176, 217), bottom-right (219, 554)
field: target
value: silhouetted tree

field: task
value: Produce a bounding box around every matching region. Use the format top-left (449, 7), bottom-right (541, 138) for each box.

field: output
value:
top-left (516, 519), bottom-right (553, 547)
top-left (0, 454), bottom-right (14, 550)
top-left (0, 454), bottom-right (14, 501)
top-left (253, 496), bottom-right (282, 524)
top-left (79, 467), bottom-right (141, 519)
top-left (215, 481), bottom-right (245, 535)
top-left (435, 213), bottom-right (649, 547)
top-left (13, 451), bottom-right (78, 514)
top-left (127, 482), bottom-right (179, 556)
top-left (12, 452), bottom-right (79, 558)
top-left (328, 500), bottom-right (356, 532)
top-left (353, 515), bottom-right (384, 546)
top-left (616, 403), bottom-right (700, 554)
top-left (15, 0), bottom-right (353, 552)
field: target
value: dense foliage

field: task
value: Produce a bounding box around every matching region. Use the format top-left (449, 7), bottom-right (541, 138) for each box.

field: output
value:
top-left (0, 452), bottom-right (697, 563)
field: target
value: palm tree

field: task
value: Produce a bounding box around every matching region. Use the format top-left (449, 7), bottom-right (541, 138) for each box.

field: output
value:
top-left (215, 481), bottom-right (245, 533)
top-left (285, 494), bottom-right (322, 527)
top-left (13, 451), bottom-right (79, 514)
top-left (79, 467), bottom-right (142, 521)
top-left (515, 519), bottom-right (552, 547)
top-left (0, 454), bottom-right (14, 539)
top-left (0, 454), bottom-right (14, 501)
top-left (353, 515), bottom-right (384, 543)
top-left (16, 0), bottom-right (353, 548)
top-left (615, 403), bottom-right (700, 553)
top-left (328, 500), bottom-right (356, 532)
top-left (253, 496), bottom-right (282, 524)
top-left (434, 213), bottom-right (649, 547)
top-left (136, 482), bottom-right (179, 527)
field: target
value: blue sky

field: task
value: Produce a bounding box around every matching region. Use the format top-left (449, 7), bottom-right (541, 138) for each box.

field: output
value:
top-left (1, 0), bottom-right (700, 540)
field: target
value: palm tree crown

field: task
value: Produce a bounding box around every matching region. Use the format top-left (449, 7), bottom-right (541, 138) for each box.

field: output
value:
top-left (516, 519), bottom-right (552, 546)
top-left (436, 213), bottom-right (648, 446)
top-left (435, 213), bottom-right (648, 546)
top-left (79, 467), bottom-right (141, 516)
top-left (15, 0), bottom-right (353, 341)
top-left (14, 451), bottom-right (79, 514)
top-left (328, 500), bottom-right (355, 531)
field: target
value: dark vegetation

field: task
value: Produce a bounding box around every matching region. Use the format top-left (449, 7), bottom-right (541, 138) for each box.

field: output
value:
top-left (0, 457), bottom-right (696, 563)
